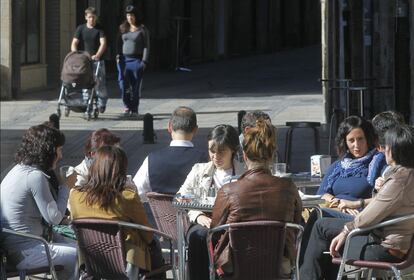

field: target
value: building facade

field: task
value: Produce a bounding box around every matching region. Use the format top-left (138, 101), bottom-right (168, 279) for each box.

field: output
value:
top-left (1, 0), bottom-right (321, 100)
top-left (321, 0), bottom-right (414, 124)
top-left (2, 0), bottom-right (413, 123)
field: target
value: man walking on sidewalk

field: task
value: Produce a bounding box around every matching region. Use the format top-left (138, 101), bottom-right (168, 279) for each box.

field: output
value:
top-left (71, 6), bottom-right (108, 114)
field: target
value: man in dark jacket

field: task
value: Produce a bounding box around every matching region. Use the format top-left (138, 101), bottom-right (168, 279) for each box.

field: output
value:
top-left (133, 106), bottom-right (208, 202)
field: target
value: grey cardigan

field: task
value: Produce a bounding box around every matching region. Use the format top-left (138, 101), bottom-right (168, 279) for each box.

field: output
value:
top-left (1, 164), bottom-right (69, 257)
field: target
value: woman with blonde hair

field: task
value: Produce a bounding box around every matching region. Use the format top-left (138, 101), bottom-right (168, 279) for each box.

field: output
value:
top-left (210, 118), bottom-right (302, 278)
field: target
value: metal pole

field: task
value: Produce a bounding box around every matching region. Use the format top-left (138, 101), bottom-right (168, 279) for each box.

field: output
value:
top-left (320, 0), bottom-right (330, 123)
top-left (176, 19), bottom-right (181, 70)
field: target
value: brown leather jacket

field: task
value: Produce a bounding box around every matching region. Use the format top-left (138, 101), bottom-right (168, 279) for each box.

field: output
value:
top-left (211, 168), bottom-right (302, 269)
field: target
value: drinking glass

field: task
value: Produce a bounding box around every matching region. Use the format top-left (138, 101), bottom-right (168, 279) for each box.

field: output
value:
top-left (273, 163), bottom-right (287, 177)
top-left (59, 165), bottom-right (75, 186)
top-left (59, 165), bottom-right (74, 179)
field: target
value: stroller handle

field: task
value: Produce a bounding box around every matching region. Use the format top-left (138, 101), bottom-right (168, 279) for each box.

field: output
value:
top-left (94, 60), bottom-right (101, 77)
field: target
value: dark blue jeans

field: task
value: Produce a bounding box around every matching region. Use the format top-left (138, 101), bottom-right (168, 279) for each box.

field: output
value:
top-left (300, 218), bottom-right (402, 280)
top-left (186, 224), bottom-right (209, 280)
top-left (117, 56), bottom-right (144, 113)
top-left (300, 208), bottom-right (354, 266)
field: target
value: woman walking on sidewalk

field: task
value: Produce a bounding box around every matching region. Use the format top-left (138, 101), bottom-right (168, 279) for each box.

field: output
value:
top-left (116, 5), bottom-right (150, 118)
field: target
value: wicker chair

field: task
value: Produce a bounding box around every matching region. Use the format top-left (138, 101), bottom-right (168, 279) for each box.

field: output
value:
top-left (146, 192), bottom-right (191, 279)
top-left (207, 220), bottom-right (304, 280)
top-left (146, 192), bottom-right (189, 242)
top-left (71, 218), bottom-right (176, 280)
top-left (333, 213), bottom-right (414, 280)
top-left (1, 228), bottom-right (63, 280)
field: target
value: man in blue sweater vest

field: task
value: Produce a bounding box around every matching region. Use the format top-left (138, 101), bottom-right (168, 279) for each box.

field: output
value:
top-left (133, 106), bottom-right (208, 202)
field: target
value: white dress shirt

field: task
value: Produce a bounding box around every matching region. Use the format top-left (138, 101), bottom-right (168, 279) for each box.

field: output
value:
top-left (133, 140), bottom-right (194, 202)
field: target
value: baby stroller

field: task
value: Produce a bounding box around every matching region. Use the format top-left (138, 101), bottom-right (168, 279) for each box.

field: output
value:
top-left (57, 51), bottom-right (100, 121)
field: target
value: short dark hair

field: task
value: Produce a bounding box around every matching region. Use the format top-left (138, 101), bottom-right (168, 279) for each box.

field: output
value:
top-left (15, 124), bottom-right (65, 171)
top-left (384, 125), bottom-right (414, 168)
top-left (241, 110), bottom-right (271, 132)
top-left (372, 111), bottom-right (405, 146)
top-left (335, 115), bottom-right (377, 157)
top-left (208, 124), bottom-right (240, 156)
top-left (84, 128), bottom-right (121, 156)
top-left (170, 106), bottom-right (197, 133)
top-left (85, 7), bottom-right (97, 16)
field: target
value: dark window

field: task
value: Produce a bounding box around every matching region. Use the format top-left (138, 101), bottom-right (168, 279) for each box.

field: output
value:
top-left (20, 0), bottom-right (40, 64)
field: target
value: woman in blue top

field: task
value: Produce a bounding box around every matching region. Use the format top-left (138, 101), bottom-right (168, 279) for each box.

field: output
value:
top-left (300, 115), bottom-right (386, 265)
top-left (317, 115), bottom-right (385, 209)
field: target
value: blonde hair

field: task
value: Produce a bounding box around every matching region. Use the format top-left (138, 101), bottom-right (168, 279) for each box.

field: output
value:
top-left (242, 119), bottom-right (276, 162)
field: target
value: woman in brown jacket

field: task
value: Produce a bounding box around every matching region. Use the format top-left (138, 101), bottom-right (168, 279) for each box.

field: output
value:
top-left (211, 118), bottom-right (303, 278)
top-left (69, 145), bottom-right (162, 279)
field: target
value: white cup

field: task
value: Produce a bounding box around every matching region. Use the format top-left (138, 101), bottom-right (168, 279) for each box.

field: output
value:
top-left (273, 163), bottom-right (287, 177)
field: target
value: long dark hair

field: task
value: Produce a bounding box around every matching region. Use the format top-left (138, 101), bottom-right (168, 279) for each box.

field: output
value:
top-left (119, 5), bottom-right (143, 34)
top-left (335, 116), bottom-right (377, 157)
top-left (76, 145), bottom-right (128, 210)
top-left (15, 124), bottom-right (65, 172)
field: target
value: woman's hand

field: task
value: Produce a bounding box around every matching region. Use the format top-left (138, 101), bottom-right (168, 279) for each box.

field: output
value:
top-left (322, 193), bottom-right (335, 203)
top-left (342, 208), bottom-right (360, 216)
top-left (196, 215), bottom-right (212, 228)
top-left (322, 193), bottom-right (340, 208)
top-left (338, 199), bottom-right (360, 210)
top-left (64, 172), bottom-right (77, 189)
top-left (374, 177), bottom-right (385, 192)
top-left (329, 231), bottom-right (347, 257)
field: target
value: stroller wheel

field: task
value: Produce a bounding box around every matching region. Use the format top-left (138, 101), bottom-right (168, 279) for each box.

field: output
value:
top-left (56, 108), bottom-right (61, 118)
top-left (83, 111), bottom-right (91, 121)
top-left (64, 107), bottom-right (70, 117)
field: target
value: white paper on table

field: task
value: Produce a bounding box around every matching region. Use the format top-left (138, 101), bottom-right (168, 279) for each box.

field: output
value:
top-left (298, 190), bottom-right (322, 200)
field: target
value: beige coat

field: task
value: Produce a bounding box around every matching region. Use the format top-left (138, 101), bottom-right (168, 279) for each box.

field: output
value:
top-left (177, 160), bottom-right (245, 222)
top-left (69, 188), bottom-right (153, 270)
top-left (346, 165), bottom-right (414, 251)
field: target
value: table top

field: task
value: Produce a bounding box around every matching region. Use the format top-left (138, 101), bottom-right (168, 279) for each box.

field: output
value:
top-left (173, 199), bottom-right (214, 211)
top-left (173, 196), bottom-right (324, 211)
top-left (288, 173), bottom-right (323, 189)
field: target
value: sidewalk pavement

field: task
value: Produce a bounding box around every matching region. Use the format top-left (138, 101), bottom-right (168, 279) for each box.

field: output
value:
top-left (1, 45), bottom-right (327, 179)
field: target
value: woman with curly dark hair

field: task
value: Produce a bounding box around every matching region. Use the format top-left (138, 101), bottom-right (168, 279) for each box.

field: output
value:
top-left (316, 116), bottom-right (384, 209)
top-left (299, 115), bottom-right (386, 265)
top-left (1, 124), bottom-right (77, 279)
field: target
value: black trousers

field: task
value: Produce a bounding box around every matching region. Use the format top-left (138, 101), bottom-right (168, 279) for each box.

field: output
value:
top-left (186, 223), bottom-right (210, 280)
top-left (299, 218), bottom-right (402, 280)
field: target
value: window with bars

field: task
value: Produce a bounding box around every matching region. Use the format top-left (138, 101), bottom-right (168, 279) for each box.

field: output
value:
top-left (20, 0), bottom-right (40, 65)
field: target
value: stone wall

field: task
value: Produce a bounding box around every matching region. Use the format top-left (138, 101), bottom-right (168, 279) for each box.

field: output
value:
top-left (1, 0), bottom-right (12, 99)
